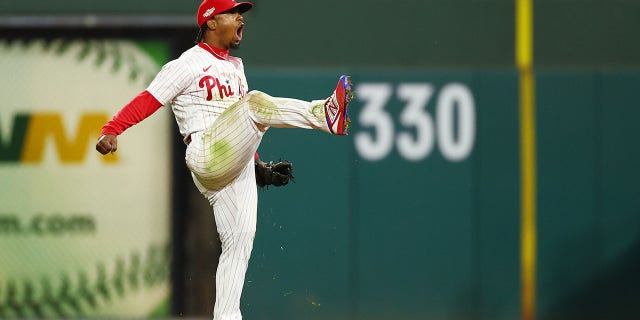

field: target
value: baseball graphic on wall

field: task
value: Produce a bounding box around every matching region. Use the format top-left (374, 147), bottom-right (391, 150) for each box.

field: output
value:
top-left (0, 39), bottom-right (172, 318)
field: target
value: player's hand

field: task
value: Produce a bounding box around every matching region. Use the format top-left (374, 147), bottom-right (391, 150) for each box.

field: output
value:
top-left (96, 134), bottom-right (118, 155)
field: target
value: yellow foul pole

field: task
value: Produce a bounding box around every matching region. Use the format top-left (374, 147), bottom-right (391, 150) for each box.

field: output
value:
top-left (516, 0), bottom-right (536, 320)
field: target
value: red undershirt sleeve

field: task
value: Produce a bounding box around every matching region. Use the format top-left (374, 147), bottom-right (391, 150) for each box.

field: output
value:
top-left (101, 90), bottom-right (163, 136)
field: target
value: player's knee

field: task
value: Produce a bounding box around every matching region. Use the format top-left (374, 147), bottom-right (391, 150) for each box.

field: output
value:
top-left (245, 91), bottom-right (278, 128)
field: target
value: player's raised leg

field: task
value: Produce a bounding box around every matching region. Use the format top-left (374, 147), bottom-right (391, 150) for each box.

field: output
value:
top-left (185, 75), bottom-right (353, 192)
top-left (246, 75), bottom-right (353, 135)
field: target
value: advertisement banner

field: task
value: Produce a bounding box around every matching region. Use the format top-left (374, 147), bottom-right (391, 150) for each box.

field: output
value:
top-left (0, 39), bottom-right (172, 318)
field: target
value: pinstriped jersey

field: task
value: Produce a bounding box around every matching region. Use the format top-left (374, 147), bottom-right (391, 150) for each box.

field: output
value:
top-left (146, 44), bottom-right (249, 141)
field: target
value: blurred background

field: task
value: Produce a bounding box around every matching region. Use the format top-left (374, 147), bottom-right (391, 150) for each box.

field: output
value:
top-left (1, 0), bottom-right (639, 319)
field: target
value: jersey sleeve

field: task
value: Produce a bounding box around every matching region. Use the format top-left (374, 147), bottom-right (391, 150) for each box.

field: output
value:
top-left (101, 90), bottom-right (163, 136)
top-left (146, 58), bottom-right (193, 105)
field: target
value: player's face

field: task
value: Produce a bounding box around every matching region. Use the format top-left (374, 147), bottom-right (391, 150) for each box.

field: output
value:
top-left (211, 9), bottom-right (246, 50)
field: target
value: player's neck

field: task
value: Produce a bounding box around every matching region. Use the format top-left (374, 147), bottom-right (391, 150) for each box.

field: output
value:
top-left (199, 42), bottom-right (230, 60)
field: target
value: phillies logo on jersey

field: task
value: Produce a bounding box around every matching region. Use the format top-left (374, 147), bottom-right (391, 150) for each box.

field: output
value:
top-left (199, 76), bottom-right (235, 100)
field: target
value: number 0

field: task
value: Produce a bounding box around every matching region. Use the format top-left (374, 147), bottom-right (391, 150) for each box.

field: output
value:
top-left (436, 83), bottom-right (476, 161)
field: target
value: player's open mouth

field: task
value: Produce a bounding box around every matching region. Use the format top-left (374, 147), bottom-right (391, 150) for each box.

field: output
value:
top-left (236, 23), bottom-right (245, 41)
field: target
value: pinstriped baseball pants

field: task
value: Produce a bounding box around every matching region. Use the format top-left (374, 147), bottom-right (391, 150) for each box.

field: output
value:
top-left (186, 90), bottom-right (329, 320)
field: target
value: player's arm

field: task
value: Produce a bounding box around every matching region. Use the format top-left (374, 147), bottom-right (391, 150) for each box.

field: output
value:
top-left (97, 59), bottom-right (189, 155)
top-left (96, 90), bottom-right (163, 155)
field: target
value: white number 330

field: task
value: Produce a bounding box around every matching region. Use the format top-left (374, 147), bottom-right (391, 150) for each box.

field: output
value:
top-left (354, 82), bottom-right (476, 162)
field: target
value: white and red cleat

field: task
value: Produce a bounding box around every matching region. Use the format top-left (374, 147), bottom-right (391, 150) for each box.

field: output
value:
top-left (324, 75), bottom-right (353, 135)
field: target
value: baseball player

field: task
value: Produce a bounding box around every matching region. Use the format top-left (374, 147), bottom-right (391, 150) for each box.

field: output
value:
top-left (94, 0), bottom-right (352, 319)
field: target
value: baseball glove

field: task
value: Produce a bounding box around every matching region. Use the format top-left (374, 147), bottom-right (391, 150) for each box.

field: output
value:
top-left (255, 160), bottom-right (294, 188)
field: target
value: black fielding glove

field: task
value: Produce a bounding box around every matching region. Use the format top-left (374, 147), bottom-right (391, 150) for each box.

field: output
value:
top-left (255, 160), bottom-right (294, 188)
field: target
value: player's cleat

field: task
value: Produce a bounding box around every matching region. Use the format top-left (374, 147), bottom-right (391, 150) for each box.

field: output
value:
top-left (324, 75), bottom-right (353, 135)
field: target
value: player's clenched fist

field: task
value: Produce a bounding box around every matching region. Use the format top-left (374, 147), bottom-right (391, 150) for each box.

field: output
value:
top-left (96, 134), bottom-right (118, 155)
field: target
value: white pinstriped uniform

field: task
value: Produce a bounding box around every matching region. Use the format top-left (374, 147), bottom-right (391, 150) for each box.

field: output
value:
top-left (147, 44), bottom-right (330, 320)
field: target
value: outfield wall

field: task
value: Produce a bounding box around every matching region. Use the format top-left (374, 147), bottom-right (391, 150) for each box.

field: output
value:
top-left (242, 69), bottom-right (640, 320)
